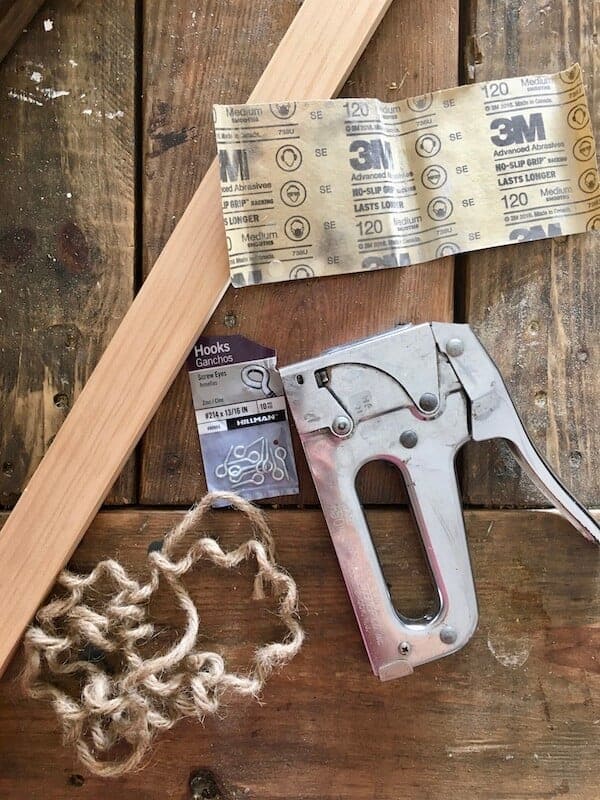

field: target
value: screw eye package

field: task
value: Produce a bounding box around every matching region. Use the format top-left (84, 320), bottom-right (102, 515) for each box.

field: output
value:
top-left (187, 335), bottom-right (299, 502)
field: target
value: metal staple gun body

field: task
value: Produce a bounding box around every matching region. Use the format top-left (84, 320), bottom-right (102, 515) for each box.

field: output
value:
top-left (280, 323), bottom-right (600, 680)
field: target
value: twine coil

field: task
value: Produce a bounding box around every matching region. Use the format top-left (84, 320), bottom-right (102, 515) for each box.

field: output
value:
top-left (22, 491), bottom-right (304, 777)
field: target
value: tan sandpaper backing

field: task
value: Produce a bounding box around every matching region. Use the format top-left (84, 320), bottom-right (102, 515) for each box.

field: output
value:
top-left (213, 64), bottom-right (600, 286)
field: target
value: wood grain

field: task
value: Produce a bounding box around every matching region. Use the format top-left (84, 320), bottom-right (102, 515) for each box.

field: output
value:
top-left (461, 0), bottom-right (600, 509)
top-left (0, 0), bottom-right (136, 508)
top-left (139, 0), bottom-right (459, 506)
top-left (0, 0), bottom-right (45, 63)
top-left (0, 507), bottom-right (598, 798)
top-left (0, 0), bottom-right (394, 678)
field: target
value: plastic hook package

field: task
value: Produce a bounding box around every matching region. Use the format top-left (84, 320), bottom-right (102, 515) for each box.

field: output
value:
top-left (187, 335), bottom-right (299, 503)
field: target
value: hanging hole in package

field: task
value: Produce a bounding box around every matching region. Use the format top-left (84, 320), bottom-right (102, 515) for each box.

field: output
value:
top-left (187, 335), bottom-right (299, 503)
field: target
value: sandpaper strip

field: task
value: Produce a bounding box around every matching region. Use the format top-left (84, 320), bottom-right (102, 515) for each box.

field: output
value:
top-left (214, 64), bottom-right (600, 285)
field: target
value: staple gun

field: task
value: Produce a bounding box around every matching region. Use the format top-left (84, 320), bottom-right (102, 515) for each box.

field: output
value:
top-left (280, 323), bottom-right (600, 680)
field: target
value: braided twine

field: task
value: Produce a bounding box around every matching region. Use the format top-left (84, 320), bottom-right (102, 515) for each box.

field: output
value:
top-left (22, 491), bottom-right (304, 778)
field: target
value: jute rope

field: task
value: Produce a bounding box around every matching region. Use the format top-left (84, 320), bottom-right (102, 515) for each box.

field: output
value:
top-left (22, 492), bottom-right (304, 778)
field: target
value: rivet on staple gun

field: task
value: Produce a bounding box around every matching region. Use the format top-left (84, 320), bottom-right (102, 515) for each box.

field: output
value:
top-left (280, 323), bottom-right (600, 681)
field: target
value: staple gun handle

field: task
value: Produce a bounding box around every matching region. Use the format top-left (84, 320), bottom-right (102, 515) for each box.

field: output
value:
top-left (503, 425), bottom-right (600, 542)
top-left (395, 430), bottom-right (480, 671)
top-left (301, 391), bottom-right (479, 679)
top-left (432, 322), bottom-right (600, 544)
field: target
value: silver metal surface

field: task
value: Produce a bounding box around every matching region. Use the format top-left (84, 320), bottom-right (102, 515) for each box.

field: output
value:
top-left (432, 323), bottom-right (600, 545)
top-left (280, 322), bottom-right (600, 681)
top-left (445, 337), bottom-right (465, 357)
top-left (331, 414), bottom-right (353, 437)
top-left (400, 429), bottom-right (418, 449)
top-left (418, 392), bottom-right (439, 413)
top-left (440, 625), bottom-right (458, 644)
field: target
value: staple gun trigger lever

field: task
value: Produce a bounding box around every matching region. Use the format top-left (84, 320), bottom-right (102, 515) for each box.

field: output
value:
top-left (280, 323), bottom-right (600, 681)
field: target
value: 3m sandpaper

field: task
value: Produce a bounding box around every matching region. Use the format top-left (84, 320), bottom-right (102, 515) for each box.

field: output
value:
top-left (213, 64), bottom-right (600, 286)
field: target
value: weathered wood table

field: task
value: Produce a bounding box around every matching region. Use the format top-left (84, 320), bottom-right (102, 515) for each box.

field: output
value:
top-left (1, 1), bottom-right (599, 797)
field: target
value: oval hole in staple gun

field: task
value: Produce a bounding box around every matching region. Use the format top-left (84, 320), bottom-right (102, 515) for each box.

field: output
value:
top-left (356, 461), bottom-right (440, 623)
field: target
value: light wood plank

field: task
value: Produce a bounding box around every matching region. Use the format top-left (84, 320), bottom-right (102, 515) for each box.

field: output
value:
top-left (0, 507), bottom-right (598, 798)
top-left (0, 0), bottom-right (394, 677)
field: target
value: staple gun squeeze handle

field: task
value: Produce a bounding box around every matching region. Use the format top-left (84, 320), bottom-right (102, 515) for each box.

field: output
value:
top-left (280, 323), bottom-right (600, 680)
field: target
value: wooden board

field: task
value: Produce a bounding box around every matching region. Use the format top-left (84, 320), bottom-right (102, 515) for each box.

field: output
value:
top-left (0, 2), bottom-right (85, 64)
top-left (461, 0), bottom-right (600, 509)
top-left (0, 0), bottom-right (396, 679)
top-left (139, 0), bottom-right (458, 506)
top-left (0, 1), bottom-right (45, 64)
top-left (2, 1), bottom-right (600, 796)
top-left (0, 0), bottom-right (136, 507)
top-left (1, 507), bottom-right (598, 798)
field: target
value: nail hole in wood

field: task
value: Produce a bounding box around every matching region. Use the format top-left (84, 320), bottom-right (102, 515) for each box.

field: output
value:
top-left (54, 393), bottom-right (70, 409)
top-left (189, 768), bottom-right (224, 799)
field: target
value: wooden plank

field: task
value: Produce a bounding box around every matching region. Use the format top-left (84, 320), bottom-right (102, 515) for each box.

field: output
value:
top-left (139, 0), bottom-right (459, 505)
top-left (0, 507), bottom-right (598, 797)
top-left (0, 0), bottom-right (136, 508)
top-left (0, 0), bottom-right (45, 64)
top-left (0, 0), bottom-right (394, 678)
top-left (461, 0), bottom-right (600, 508)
